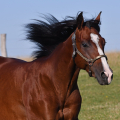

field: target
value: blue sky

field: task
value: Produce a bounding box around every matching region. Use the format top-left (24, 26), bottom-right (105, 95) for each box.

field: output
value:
top-left (0, 0), bottom-right (120, 57)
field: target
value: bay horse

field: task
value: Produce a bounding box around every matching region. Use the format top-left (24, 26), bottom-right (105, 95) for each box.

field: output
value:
top-left (0, 12), bottom-right (113, 120)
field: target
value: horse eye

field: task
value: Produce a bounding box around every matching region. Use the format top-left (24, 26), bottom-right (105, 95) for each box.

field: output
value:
top-left (82, 43), bottom-right (88, 47)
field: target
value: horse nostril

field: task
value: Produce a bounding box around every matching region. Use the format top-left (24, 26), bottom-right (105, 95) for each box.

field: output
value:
top-left (111, 74), bottom-right (113, 80)
top-left (100, 72), bottom-right (113, 85)
top-left (101, 72), bottom-right (108, 79)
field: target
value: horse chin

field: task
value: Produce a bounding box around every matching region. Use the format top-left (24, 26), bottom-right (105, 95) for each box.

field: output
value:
top-left (89, 69), bottom-right (111, 85)
top-left (96, 77), bottom-right (108, 85)
top-left (95, 75), bottom-right (109, 85)
top-left (88, 71), bottom-right (106, 85)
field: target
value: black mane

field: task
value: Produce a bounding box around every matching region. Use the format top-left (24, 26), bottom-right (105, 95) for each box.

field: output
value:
top-left (26, 14), bottom-right (101, 59)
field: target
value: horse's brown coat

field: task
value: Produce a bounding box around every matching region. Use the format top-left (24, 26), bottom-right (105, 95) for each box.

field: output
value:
top-left (0, 38), bottom-right (81, 120)
top-left (0, 12), bottom-right (112, 120)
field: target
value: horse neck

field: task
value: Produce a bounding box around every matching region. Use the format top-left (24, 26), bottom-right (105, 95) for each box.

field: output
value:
top-left (48, 33), bottom-right (80, 103)
top-left (51, 33), bottom-right (80, 83)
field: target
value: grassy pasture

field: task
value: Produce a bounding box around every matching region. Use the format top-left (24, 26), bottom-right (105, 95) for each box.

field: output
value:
top-left (19, 52), bottom-right (120, 120)
top-left (78, 52), bottom-right (120, 120)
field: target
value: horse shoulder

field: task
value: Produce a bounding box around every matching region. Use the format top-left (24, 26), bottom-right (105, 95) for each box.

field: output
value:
top-left (22, 59), bottom-right (60, 119)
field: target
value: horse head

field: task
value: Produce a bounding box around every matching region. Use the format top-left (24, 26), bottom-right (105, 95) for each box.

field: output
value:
top-left (73, 12), bottom-right (113, 85)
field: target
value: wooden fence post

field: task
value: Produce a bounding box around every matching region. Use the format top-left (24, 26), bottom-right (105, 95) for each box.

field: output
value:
top-left (1, 34), bottom-right (7, 57)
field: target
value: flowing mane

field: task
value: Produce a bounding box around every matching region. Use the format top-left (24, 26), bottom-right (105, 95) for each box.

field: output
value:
top-left (26, 14), bottom-right (101, 59)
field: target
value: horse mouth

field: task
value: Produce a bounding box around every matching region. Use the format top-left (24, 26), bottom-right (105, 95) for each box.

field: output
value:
top-left (95, 72), bottom-right (113, 85)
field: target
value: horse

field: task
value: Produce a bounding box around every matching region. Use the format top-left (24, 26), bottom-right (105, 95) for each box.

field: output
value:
top-left (0, 12), bottom-right (113, 120)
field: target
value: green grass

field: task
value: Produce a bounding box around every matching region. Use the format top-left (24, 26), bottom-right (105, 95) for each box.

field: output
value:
top-left (78, 52), bottom-right (120, 120)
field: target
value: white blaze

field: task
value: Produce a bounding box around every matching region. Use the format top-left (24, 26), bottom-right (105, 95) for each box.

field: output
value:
top-left (90, 33), bottom-right (112, 84)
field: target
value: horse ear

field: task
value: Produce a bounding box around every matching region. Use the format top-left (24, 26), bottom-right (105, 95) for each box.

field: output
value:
top-left (95, 11), bottom-right (102, 22)
top-left (77, 12), bottom-right (84, 30)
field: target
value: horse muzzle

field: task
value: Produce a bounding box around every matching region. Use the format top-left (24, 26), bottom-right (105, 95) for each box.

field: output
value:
top-left (100, 71), bottom-right (113, 85)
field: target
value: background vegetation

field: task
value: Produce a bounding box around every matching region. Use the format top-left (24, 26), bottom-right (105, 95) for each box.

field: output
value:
top-left (78, 52), bottom-right (120, 120)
